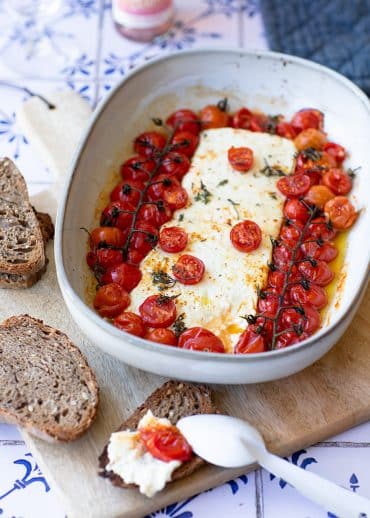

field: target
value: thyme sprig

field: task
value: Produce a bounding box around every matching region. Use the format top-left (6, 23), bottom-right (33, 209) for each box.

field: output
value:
top-left (173, 313), bottom-right (187, 336)
top-left (194, 181), bottom-right (212, 204)
top-left (260, 159), bottom-right (285, 177)
top-left (151, 269), bottom-right (177, 291)
top-left (227, 198), bottom-right (240, 219)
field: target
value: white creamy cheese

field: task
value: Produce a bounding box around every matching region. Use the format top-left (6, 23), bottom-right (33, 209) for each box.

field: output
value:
top-left (106, 410), bottom-right (181, 498)
top-left (129, 128), bottom-right (296, 351)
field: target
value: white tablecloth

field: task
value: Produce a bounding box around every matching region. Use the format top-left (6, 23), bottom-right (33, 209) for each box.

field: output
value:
top-left (0, 1), bottom-right (369, 517)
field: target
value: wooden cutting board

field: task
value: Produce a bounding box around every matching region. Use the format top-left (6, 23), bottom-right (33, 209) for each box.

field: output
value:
top-left (2, 241), bottom-right (370, 518)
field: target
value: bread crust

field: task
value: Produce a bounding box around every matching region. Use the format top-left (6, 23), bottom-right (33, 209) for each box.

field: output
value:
top-left (99, 381), bottom-right (216, 491)
top-left (0, 314), bottom-right (99, 442)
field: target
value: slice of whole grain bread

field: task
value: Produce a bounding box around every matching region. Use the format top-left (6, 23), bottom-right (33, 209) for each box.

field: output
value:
top-left (0, 315), bottom-right (99, 442)
top-left (99, 381), bottom-right (216, 489)
top-left (0, 158), bottom-right (46, 275)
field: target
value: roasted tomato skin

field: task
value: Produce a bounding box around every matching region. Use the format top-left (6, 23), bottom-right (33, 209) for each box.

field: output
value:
top-left (93, 283), bottom-right (130, 318)
top-left (134, 131), bottom-right (166, 157)
top-left (235, 327), bottom-right (265, 354)
top-left (159, 226), bottom-right (188, 253)
top-left (324, 196), bottom-right (357, 230)
top-left (166, 108), bottom-right (200, 135)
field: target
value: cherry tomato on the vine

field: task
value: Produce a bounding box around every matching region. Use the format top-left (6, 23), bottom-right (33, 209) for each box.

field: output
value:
top-left (134, 131), bottom-right (166, 157)
top-left (166, 108), bottom-right (200, 135)
top-left (171, 131), bottom-right (199, 157)
top-left (235, 327), bottom-right (265, 354)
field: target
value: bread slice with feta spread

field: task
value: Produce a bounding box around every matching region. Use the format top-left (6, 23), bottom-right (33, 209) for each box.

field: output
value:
top-left (99, 381), bottom-right (217, 493)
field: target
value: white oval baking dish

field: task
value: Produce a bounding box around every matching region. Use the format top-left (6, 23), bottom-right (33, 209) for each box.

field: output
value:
top-left (55, 49), bottom-right (370, 384)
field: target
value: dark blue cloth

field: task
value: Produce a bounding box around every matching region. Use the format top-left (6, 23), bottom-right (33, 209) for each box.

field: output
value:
top-left (259, 0), bottom-right (370, 95)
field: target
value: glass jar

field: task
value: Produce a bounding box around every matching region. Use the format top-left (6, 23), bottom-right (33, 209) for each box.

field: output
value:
top-left (112, 0), bottom-right (174, 42)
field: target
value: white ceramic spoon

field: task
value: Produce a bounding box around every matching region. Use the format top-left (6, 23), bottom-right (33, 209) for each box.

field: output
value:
top-left (177, 414), bottom-right (370, 518)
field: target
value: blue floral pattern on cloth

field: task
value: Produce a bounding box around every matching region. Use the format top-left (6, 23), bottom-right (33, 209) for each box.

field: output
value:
top-left (1, 1), bottom-right (370, 517)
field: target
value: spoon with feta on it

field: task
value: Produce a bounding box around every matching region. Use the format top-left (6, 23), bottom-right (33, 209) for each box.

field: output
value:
top-left (177, 414), bottom-right (370, 518)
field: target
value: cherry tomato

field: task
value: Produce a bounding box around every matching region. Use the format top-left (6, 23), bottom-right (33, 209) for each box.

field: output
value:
top-left (322, 168), bottom-right (352, 195)
top-left (159, 226), bottom-right (188, 253)
top-left (130, 222), bottom-right (159, 256)
top-left (145, 328), bottom-right (178, 346)
top-left (183, 335), bottom-right (225, 353)
top-left (280, 303), bottom-right (321, 335)
top-left (273, 243), bottom-right (302, 271)
top-left (166, 108), bottom-right (200, 135)
top-left (304, 185), bottom-right (335, 209)
top-left (279, 221), bottom-right (304, 247)
top-left (140, 425), bottom-right (192, 462)
top-left (139, 294), bottom-right (177, 328)
top-left (200, 104), bottom-right (229, 129)
top-left (301, 241), bottom-right (338, 262)
top-left (147, 174), bottom-right (188, 210)
top-left (159, 152), bottom-right (190, 179)
top-left (295, 150), bottom-right (336, 177)
top-left (249, 113), bottom-right (268, 132)
top-left (232, 107), bottom-right (253, 129)
top-left (306, 216), bottom-right (337, 241)
top-left (134, 131), bottom-right (166, 157)
top-left (277, 174), bottom-right (310, 197)
top-left (324, 196), bottom-right (357, 230)
top-left (110, 180), bottom-right (143, 207)
top-left (120, 156), bottom-right (156, 183)
top-left (228, 146), bottom-right (254, 172)
top-left (291, 108), bottom-right (324, 133)
top-left (276, 121), bottom-right (297, 139)
top-left (171, 131), bottom-right (199, 158)
top-left (147, 174), bottom-right (177, 200)
top-left (235, 327), bottom-right (265, 354)
top-left (90, 226), bottom-right (125, 249)
top-left (113, 312), bottom-right (146, 337)
top-left (93, 283), bottom-right (130, 318)
top-left (172, 254), bottom-right (205, 285)
top-left (294, 128), bottom-right (327, 151)
top-left (96, 248), bottom-right (123, 269)
top-left (137, 201), bottom-right (172, 228)
top-left (178, 327), bottom-right (215, 348)
top-left (275, 331), bottom-right (300, 349)
top-left (100, 200), bottom-right (135, 229)
top-left (323, 142), bottom-right (346, 165)
top-left (163, 184), bottom-right (188, 210)
top-left (268, 270), bottom-right (286, 291)
top-left (257, 293), bottom-right (279, 316)
top-left (127, 249), bottom-right (145, 266)
top-left (230, 220), bottom-right (262, 252)
top-left (283, 199), bottom-right (311, 223)
top-left (289, 283), bottom-right (328, 310)
top-left (298, 260), bottom-right (334, 286)
top-left (101, 262), bottom-right (142, 292)
top-left (86, 251), bottom-right (96, 270)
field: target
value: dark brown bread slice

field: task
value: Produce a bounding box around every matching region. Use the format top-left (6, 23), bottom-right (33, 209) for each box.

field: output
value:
top-left (99, 381), bottom-right (216, 489)
top-left (0, 315), bottom-right (99, 442)
top-left (0, 262), bottom-right (47, 289)
top-left (35, 210), bottom-right (54, 244)
top-left (0, 158), bottom-right (46, 275)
